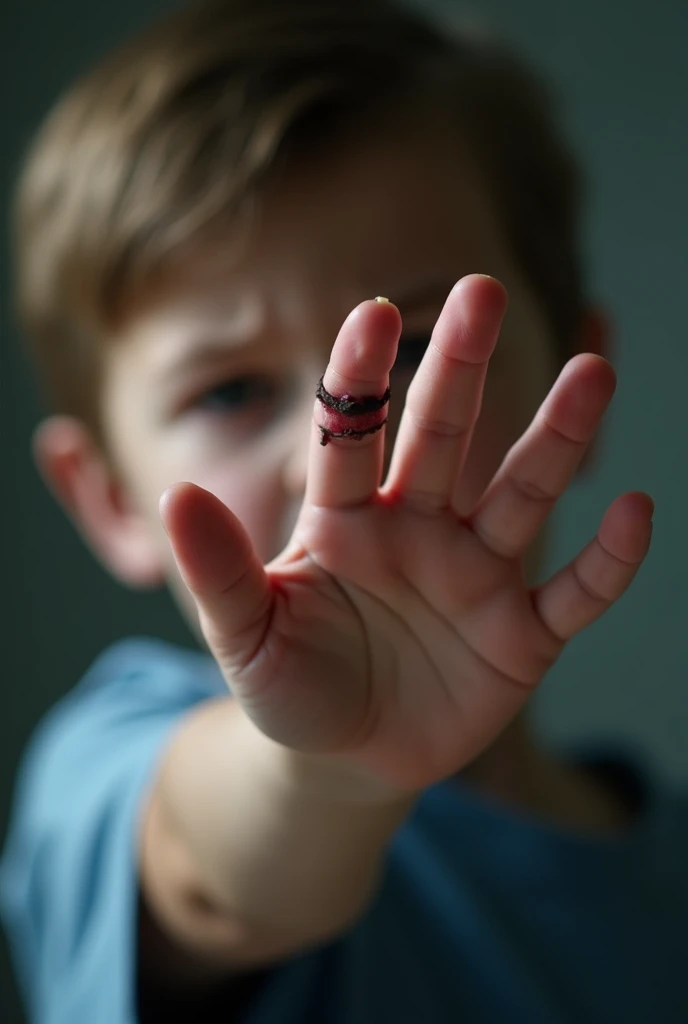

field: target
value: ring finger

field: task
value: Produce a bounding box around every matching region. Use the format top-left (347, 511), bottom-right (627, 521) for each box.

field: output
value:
top-left (469, 353), bottom-right (617, 559)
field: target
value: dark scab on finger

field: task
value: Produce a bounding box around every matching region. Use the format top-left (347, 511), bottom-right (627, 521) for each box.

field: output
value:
top-left (318, 418), bottom-right (388, 446)
top-left (315, 376), bottom-right (391, 446)
top-left (315, 377), bottom-right (391, 416)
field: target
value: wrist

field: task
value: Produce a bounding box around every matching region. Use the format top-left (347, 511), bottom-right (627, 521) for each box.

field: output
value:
top-left (236, 703), bottom-right (416, 814)
top-left (221, 702), bottom-right (414, 946)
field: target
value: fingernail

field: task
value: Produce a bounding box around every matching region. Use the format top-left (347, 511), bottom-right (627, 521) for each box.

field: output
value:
top-left (374, 296), bottom-right (390, 303)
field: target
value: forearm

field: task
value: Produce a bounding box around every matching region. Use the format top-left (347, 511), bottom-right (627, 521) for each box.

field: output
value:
top-left (140, 696), bottom-right (414, 967)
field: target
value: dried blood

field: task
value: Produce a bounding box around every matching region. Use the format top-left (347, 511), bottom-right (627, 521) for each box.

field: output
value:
top-left (315, 377), bottom-right (390, 446)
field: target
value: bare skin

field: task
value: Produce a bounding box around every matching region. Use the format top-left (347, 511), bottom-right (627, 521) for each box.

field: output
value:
top-left (136, 276), bottom-right (651, 977)
top-left (35, 114), bottom-right (652, 982)
top-left (161, 278), bottom-right (651, 794)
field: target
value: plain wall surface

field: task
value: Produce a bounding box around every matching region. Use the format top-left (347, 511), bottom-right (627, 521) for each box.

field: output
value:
top-left (2, 1), bottom-right (686, 1020)
top-left (447, 0), bottom-right (688, 783)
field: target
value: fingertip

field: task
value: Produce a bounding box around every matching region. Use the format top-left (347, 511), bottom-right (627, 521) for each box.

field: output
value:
top-left (601, 490), bottom-right (655, 563)
top-left (564, 352), bottom-right (617, 392)
top-left (431, 275), bottom-right (507, 365)
top-left (158, 481), bottom-right (206, 532)
top-left (598, 355), bottom-right (617, 397)
top-left (453, 273), bottom-right (509, 313)
top-left (347, 295), bottom-right (401, 326)
top-left (158, 485), bottom-right (175, 532)
top-left (328, 297), bottom-right (402, 387)
top-left (363, 295), bottom-right (402, 326)
top-left (159, 481), bottom-right (185, 521)
top-left (614, 490), bottom-right (654, 524)
top-left (630, 491), bottom-right (656, 560)
top-left (626, 490), bottom-right (655, 523)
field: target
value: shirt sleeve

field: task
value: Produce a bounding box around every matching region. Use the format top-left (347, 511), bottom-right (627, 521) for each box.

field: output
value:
top-left (0, 638), bottom-right (226, 1024)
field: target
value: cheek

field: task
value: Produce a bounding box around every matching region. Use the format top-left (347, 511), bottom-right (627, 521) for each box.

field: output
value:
top-left (124, 434), bottom-right (290, 567)
top-left (202, 456), bottom-right (288, 562)
top-left (149, 428), bottom-right (289, 564)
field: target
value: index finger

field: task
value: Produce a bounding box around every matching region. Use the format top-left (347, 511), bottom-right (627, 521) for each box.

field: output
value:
top-left (305, 297), bottom-right (402, 508)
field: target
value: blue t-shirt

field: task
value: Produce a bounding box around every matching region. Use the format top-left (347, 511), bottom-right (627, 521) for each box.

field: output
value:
top-left (1, 638), bottom-right (687, 1023)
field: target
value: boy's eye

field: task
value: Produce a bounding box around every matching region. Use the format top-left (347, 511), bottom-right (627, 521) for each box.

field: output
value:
top-left (194, 375), bottom-right (279, 413)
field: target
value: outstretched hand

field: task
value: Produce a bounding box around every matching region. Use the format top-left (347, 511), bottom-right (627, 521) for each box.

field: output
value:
top-left (160, 275), bottom-right (653, 794)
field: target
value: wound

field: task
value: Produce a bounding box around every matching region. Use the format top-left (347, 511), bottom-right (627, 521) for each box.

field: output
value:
top-left (316, 376), bottom-right (391, 446)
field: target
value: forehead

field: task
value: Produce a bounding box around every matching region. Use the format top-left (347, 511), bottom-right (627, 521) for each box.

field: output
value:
top-left (254, 111), bottom-right (509, 294)
top-left (118, 112), bottom-right (520, 358)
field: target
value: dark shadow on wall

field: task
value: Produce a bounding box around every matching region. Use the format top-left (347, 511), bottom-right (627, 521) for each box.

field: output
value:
top-left (1, 4), bottom-right (189, 1020)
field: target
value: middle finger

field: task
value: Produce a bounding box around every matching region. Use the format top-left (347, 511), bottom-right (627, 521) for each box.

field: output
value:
top-left (383, 275), bottom-right (507, 511)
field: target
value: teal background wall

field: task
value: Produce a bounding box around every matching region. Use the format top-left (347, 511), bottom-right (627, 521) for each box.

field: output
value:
top-left (2, 1), bottom-right (686, 1019)
top-left (451, 0), bottom-right (688, 784)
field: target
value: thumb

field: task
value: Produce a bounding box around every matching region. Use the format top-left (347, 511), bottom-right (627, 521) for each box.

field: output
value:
top-left (159, 482), bottom-right (271, 677)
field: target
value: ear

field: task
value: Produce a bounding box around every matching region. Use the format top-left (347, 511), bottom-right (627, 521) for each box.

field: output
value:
top-left (574, 306), bottom-right (614, 474)
top-left (33, 416), bottom-right (166, 589)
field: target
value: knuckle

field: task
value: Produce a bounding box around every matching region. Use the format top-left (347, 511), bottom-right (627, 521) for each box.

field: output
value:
top-left (408, 411), bottom-right (470, 440)
top-left (572, 561), bottom-right (609, 604)
top-left (509, 475), bottom-right (558, 504)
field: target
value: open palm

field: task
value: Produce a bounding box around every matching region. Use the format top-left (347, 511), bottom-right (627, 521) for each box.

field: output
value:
top-left (161, 276), bottom-right (652, 793)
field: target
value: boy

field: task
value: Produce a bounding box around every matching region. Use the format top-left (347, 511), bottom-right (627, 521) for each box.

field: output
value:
top-left (2, 0), bottom-right (687, 1021)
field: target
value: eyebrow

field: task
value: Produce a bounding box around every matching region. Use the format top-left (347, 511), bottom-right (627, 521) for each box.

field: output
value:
top-left (155, 277), bottom-right (459, 383)
top-left (156, 331), bottom-right (262, 387)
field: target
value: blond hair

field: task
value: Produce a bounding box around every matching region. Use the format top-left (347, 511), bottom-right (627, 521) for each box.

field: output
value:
top-left (14, 0), bottom-right (584, 443)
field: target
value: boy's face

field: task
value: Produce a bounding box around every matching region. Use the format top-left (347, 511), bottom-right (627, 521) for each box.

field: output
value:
top-left (88, 113), bottom-right (562, 622)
